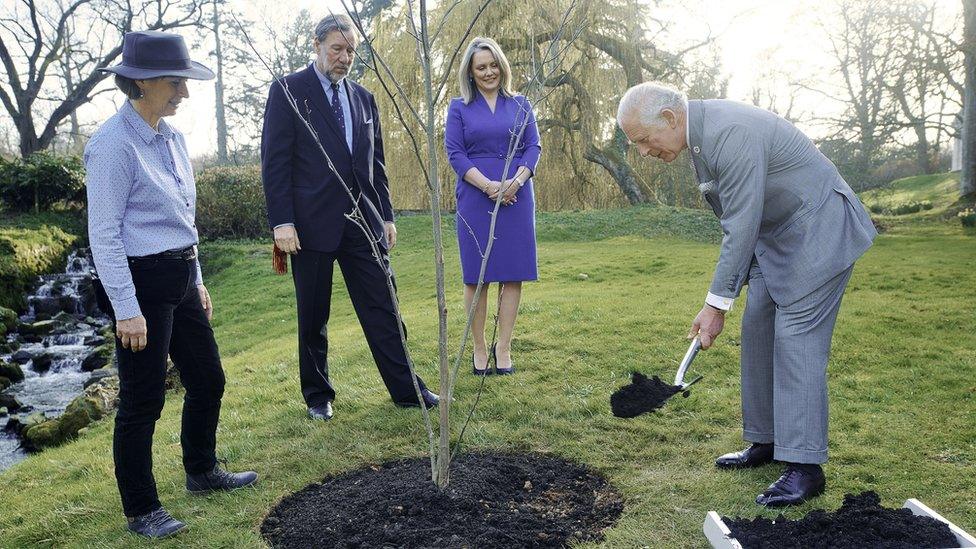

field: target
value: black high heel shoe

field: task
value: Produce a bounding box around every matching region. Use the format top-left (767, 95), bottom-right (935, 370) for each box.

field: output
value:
top-left (472, 351), bottom-right (492, 376)
top-left (491, 343), bottom-right (515, 375)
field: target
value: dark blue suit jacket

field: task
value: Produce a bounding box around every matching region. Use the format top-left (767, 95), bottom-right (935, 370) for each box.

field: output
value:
top-left (261, 64), bottom-right (393, 253)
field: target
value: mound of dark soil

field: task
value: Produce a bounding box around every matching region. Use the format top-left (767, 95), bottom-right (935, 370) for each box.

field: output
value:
top-left (610, 372), bottom-right (681, 417)
top-left (724, 491), bottom-right (960, 548)
top-left (261, 451), bottom-right (623, 548)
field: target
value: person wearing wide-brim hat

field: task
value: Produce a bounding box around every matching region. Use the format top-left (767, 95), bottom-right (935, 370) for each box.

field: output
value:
top-left (85, 30), bottom-right (257, 539)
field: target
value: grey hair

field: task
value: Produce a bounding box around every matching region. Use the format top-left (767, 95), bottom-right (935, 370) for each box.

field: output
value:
top-left (617, 82), bottom-right (687, 129)
top-left (314, 13), bottom-right (354, 42)
top-left (457, 37), bottom-right (514, 104)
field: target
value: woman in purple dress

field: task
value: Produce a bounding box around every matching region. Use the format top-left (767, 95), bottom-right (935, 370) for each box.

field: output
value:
top-left (445, 37), bottom-right (541, 376)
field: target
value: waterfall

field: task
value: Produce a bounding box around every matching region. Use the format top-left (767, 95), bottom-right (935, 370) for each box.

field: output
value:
top-left (1, 248), bottom-right (112, 472)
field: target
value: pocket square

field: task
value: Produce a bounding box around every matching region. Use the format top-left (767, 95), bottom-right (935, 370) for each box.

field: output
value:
top-left (698, 179), bottom-right (717, 194)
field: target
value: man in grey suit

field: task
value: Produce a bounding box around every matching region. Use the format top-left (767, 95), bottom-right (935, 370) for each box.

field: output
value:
top-left (616, 82), bottom-right (877, 507)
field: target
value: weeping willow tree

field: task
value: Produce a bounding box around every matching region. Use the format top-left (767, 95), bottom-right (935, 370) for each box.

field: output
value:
top-left (364, 0), bottom-right (723, 211)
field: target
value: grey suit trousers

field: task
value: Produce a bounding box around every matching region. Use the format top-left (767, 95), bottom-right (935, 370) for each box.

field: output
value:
top-left (739, 260), bottom-right (854, 464)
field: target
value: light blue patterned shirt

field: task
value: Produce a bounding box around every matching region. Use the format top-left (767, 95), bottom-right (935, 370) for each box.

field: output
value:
top-left (85, 101), bottom-right (203, 321)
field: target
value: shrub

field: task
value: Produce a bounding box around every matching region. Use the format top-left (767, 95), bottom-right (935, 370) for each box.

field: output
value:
top-left (195, 165), bottom-right (268, 239)
top-left (0, 153), bottom-right (86, 213)
top-left (959, 208), bottom-right (976, 228)
top-left (878, 201), bottom-right (935, 216)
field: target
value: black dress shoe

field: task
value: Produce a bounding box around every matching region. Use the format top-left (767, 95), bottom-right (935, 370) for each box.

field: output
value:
top-left (472, 353), bottom-right (492, 376)
top-left (394, 389), bottom-right (439, 409)
top-left (126, 508), bottom-right (186, 539)
top-left (491, 344), bottom-right (514, 375)
top-left (308, 402), bottom-right (334, 420)
top-left (756, 464), bottom-right (826, 507)
top-left (186, 464), bottom-right (259, 494)
top-left (715, 443), bottom-right (774, 469)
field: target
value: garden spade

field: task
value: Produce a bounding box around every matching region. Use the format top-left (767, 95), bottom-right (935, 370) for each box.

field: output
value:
top-left (609, 336), bottom-right (705, 418)
top-left (672, 336), bottom-right (704, 394)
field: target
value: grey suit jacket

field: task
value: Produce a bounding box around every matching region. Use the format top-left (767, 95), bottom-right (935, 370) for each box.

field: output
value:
top-left (688, 99), bottom-right (877, 306)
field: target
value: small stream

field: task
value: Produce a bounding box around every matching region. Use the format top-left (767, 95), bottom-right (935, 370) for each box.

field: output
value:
top-left (0, 250), bottom-right (111, 472)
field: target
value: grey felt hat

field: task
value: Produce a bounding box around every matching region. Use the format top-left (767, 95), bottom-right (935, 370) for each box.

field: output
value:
top-left (100, 31), bottom-right (215, 80)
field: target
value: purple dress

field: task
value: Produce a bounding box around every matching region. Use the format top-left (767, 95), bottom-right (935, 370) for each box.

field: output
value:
top-left (445, 93), bottom-right (542, 284)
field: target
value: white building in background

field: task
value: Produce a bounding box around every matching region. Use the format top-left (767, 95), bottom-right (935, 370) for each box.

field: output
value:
top-left (952, 112), bottom-right (963, 172)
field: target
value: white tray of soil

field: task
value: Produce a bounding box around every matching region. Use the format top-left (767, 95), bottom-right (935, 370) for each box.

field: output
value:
top-left (703, 492), bottom-right (976, 549)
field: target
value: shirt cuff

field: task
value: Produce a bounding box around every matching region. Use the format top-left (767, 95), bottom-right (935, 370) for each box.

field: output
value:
top-left (194, 259), bottom-right (203, 286)
top-left (273, 223), bottom-right (295, 229)
top-left (112, 294), bottom-right (143, 321)
top-left (705, 292), bottom-right (734, 311)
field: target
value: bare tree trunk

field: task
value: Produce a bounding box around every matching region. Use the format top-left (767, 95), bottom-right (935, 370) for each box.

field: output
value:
top-left (415, 0), bottom-right (452, 490)
top-left (913, 121), bottom-right (933, 174)
top-left (962, 0), bottom-right (976, 198)
top-left (213, 0), bottom-right (229, 164)
top-left (584, 129), bottom-right (645, 204)
top-left (17, 116), bottom-right (40, 159)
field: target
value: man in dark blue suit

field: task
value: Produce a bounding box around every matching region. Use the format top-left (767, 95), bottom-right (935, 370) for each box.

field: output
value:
top-left (261, 13), bottom-right (437, 420)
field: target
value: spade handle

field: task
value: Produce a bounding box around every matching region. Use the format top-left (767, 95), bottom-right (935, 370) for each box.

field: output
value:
top-left (673, 336), bottom-right (702, 387)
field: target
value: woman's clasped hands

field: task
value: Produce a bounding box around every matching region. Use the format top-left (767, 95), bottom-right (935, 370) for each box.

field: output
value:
top-left (485, 179), bottom-right (520, 206)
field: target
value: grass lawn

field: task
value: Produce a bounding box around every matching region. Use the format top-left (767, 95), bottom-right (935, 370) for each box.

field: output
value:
top-left (0, 205), bottom-right (973, 547)
top-left (860, 172), bottom-right (961, 212)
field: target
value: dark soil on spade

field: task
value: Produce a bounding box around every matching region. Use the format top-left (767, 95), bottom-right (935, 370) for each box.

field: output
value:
top-left (724, 491), bottom-right (960, 548)
top-left (610, 372), bottom-right (682, 418)
top-left (261, 451), bottom-right (624, 548)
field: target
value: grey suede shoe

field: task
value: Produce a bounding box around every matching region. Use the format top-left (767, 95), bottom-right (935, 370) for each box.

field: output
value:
top-left (126, 508), bottom-right (187, 539)
top-left (186, 464), bottom-right (258, 494)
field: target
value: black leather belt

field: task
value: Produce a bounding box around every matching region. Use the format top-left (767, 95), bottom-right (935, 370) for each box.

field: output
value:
top-left (128, 246), bottom-right (196, 262)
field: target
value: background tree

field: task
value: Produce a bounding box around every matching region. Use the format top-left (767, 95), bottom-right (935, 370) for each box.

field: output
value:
top-left (817, 0), bottom-right (901, 188)
top-left (215, 2), bottom-right (393, 163)
top-left (886, 1), bottom-right (962, 175)
top-left (962, 0), bottom-right (976, 199)
top-left (0, 0), bottom-right (207, 158)
top-left (211, 0), bottom-right (229, 164)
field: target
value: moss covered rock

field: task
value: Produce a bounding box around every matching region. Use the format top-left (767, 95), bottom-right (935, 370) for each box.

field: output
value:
top-left (81, 343), bottom-right (113, 372)
top-left (20, 319), bottom-right (56, 336)
top-left (0, 376), bottom-right (9, 390)
top-left (0, 306), bottom-right (16, 336)
top-left (0, 393), bottom-right (20, 411)
top-left (65, 394), bottom-right (106, 422)
top-left (22, 420), bottom-right (62, 449)
top-left (0, 360), bottom-right (25, 382)
top-left (22, 395), bottom-right (107, 450)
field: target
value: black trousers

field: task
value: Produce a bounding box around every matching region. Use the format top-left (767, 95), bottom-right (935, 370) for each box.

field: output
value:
top-left (291, 221), bottom-right (426, 407)
top-left (96, 256), bottom-right (225, 517)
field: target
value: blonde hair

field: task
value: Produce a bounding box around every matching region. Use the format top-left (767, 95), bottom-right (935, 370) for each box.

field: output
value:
top-left (457, 37), bottom-right (514, 104)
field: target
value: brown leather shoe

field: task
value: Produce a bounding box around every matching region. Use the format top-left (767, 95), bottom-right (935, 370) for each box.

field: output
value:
top-left (715, 443), bottom-right (774, 469)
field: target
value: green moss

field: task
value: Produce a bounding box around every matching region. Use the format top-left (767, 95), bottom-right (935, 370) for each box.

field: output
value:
top-left (81, 343), bottom-right (114, 372)
top-left (64, 395), bottom-right (106, 422)
top-left (0, 211), bottom-right (84, 310)
top-left (22, 420), bottom-right (62, 449)
top-left (0, 360), bottom-right (23, 382)
top-left (0, 306), bottom-right (16, 335)
top-left (22, 396), bottom-right (105, 450)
